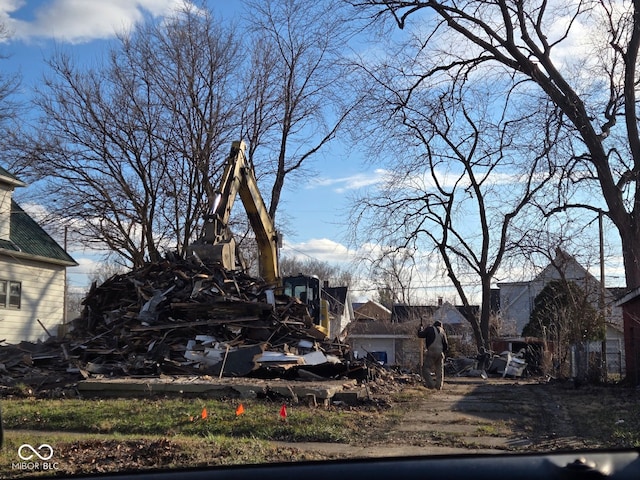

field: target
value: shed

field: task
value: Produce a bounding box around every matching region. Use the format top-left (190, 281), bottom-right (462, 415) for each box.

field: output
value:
top-left (345, 317), bottom-right (421, 368)
top-left (614, 287), bottom-right (640, 385)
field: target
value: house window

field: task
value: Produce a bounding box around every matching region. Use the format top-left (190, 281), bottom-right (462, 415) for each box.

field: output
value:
top-left (0, 280), bottom-right (21, 309)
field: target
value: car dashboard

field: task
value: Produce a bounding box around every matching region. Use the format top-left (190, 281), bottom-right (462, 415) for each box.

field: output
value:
top-left (18, 448), bottom-right (640, 480)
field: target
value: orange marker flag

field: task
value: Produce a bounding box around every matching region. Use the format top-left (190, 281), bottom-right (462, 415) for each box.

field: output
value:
top-left (236, 404), bottom-right (245, 416)
top-left (201, 407), bottom-right (208, 420)
top-left (279, 404), bottom-right (287, 420)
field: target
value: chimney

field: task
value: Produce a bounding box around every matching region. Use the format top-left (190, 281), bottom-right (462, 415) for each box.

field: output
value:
top-left (437, 297), bottom-right (443, 306)
top-left (0, 169), bottom-right (26, 241)
top-left (0, 186), bottom-right (12, 241)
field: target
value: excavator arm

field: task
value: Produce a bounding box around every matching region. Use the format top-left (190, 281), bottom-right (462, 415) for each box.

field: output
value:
top-left (188, 140), bottom-right (327, 335)
top-left (188, 141), bottom-right (281, 286)
top-left (234, 143), bottom-right (281, 286)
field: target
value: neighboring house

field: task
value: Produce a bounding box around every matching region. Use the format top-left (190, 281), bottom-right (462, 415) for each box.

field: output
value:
top-left (0, 166), bottom-right (77, 345)
top-left (346, 299), bottom-right (478, 368)
top-left (353, 300), bottom-right (391, 322)
top-left (392, 300), bottom-right (476, 338)
top-left (322, 283), bottom-right (355, 341)
top-left (497, 248), bottom-right (625, 375)
top-left (432, 300), bottom-right (471, 327)
top-left (391, 304), bottom-right (436, 323)
top-left (431, 301), bottom-right (475, 345)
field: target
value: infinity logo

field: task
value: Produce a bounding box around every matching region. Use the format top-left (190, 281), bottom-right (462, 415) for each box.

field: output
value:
top-left (18, 444), bottom-right (54, 461)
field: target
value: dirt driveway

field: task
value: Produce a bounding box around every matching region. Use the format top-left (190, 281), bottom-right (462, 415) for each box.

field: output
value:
top-left (273, 376), bottom-right (636, 457)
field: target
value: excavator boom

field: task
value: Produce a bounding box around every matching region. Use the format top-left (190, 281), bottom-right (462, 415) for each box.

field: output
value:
top-left (188, 140), bottom-right (328, 336)
top-left (188, 141), bottom-right (281, 286)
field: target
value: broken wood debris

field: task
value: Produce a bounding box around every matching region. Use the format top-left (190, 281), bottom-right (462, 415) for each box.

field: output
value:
top-left (0, 255), bottom-right (374, 388)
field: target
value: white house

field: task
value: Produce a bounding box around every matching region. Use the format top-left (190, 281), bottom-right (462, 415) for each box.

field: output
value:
top-left (0, 166), bottom-right (77, 344)
top-left (322, 284), bottom-right (355, 341)
top-left (497, 248), bottom-right (625, 375)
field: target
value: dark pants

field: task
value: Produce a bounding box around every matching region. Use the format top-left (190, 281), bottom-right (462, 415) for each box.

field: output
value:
top-left (423, 351), bottom-right (445, 389)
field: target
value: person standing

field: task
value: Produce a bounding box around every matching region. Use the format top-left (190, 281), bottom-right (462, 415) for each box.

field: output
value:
top-left (418, 320), bottom-right (449, 390)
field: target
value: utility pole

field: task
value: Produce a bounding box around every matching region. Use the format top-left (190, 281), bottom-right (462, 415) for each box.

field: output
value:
top-left (64, 225), bottom-right (68, 325)
top-left (599, 210), bottom-right (607, 382)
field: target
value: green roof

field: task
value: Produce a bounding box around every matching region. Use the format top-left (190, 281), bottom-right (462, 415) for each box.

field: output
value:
top-left (0, 199), bottom-right (77, 266)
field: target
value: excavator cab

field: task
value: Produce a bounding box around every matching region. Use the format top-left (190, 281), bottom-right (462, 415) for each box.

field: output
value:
top-left (283, 274), bottom-right (329, 334)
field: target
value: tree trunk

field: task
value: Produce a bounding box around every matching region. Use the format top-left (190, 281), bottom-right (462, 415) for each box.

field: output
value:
top-left (619, 219), bottom-right (640, 290)
top-left (479, 280), bottom-right (492, 351)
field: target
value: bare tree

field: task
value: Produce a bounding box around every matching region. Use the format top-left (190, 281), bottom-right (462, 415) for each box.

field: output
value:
top-left (348, 0), bottom-right (640, 293)
top-left (365, 247), bottom-right (419, 307)
top-left (373, 286), bottom-right (396, 310)
top-left (89, 259), bottom-right (129, 287)
top-left (348, 47), bottom-right (558, 348)
top-left (279, 255), bottom-right (353, 287)
top-left (19, 0), bottom-right (355, 277)
top-left (26, 5), bottom-right (241, 268)
top-left (240, 0), bottom-right (355, 222)
top-left (0, 21), bottom-right (23, 171)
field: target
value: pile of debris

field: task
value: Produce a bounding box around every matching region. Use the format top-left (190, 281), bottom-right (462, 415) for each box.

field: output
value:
top-left (0, 255), bottom-right (372, 392)
top-left (445, 348), bottom-right (532, 379)
top-left (73, 255), bottom-right (358, 378)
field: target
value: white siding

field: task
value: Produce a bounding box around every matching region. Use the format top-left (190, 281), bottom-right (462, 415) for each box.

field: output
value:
top-left (330, 293), bottom-right (354, 340)
top-left (350, 337), bottom-right (395, 364)
top-left (433, 302), bottom-right (467, 325)
top-left (498, 282), bottom-right (536, 335)
top-left (0, 255), bottom-right (66, 344)
top-left (605, 327), bottom-right (626, 376)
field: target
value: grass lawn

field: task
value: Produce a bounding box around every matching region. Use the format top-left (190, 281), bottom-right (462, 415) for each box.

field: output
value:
top-left (0, 395), bottom-right (399, 477)
top-left (2, 381), bottom-right (639, 478)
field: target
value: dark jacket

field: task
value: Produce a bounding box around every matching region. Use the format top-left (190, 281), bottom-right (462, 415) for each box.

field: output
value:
top-left (418, 324), bottom-right (448, 354)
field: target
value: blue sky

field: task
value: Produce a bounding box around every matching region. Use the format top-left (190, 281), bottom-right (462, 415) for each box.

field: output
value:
top-left (0, 1), bottom-right (627, 304)
top-left (0, 0), bottom-right (383, 296)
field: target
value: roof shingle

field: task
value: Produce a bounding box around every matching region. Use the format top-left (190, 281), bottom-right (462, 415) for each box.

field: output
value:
top-left (0, 199), bottom-right (77, 265)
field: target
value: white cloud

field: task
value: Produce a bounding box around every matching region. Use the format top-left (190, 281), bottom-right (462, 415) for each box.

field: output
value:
top-left (66, 255), bottom-right (101, 288)
top-left (308, 169), bottom-right (390, 193)
top-left (307, 166), bottom-right (533, 197)
top-left (282, 237), bottom-right (357, 264)
top-left (1, 0), bottom-right (190, 44)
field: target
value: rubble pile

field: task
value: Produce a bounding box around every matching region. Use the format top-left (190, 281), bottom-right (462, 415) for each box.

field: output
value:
top-left (72, 255), bottom-right (354, 377)
top-left (0, 255), bottom-right (366, 391)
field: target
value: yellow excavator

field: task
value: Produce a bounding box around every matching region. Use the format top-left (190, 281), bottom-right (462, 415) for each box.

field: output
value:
top-left (187, 140), bottom-right (329, 335)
